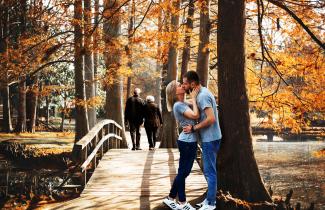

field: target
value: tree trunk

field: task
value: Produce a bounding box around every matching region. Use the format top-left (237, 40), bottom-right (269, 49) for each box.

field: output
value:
top-left (0, 6), bottom-right (12, 133)
top-left (14, 0), bottom-right (28, 133)
top-left (84, 0), bottom-right (96, 129)
top-left (1, 84), bottom-right (12, 133)
top-left (60, 94), bottom-right (67, 132)
top-left (159, 0), bottom-right (179, 148)
top-left (217, 0), bottom-right (271, 202)
top-left (196, 0), bottom-right (210, 87)
top-left (15, 78), bottom-right (26, 132)
top-left (45, 80), bottom-right (50, 126)
top-left (155, 0), bottom-right (163, 109)
top-left (26, 75), bottom-right (39, 133)
top-left (126, 0), bottom-right (135, 99)
top-left (103, 0), bottom-right (127, 147)
top-left (180, 0), bottom-right (194, 79)
top-left (73, 0), bottom-right (89, 142)
top-left (93, 0), bottom-right (99, 97)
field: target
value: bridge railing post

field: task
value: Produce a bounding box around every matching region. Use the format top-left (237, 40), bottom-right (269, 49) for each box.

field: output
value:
top-left (74, 119), bottom-right (123, 189)
top-left (91, 136), bottom-right (97, 169)
top-left (109, 124), bottom-right (113, 149)
top-left (114, 125), bottom-right (118, 149)
top-left (80, 147), bottom-right (87, 187)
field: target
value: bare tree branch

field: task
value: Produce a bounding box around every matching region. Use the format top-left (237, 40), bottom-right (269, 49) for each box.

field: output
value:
top-left (268, 0), bottom-right (325, 51)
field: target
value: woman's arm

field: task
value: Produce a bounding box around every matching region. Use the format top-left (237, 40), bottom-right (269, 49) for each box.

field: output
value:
top-left (183, 87), bottom-right (200, 120)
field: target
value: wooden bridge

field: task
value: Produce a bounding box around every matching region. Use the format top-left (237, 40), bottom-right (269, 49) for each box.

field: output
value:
top-left (46, 120), bottom-right (207, 210)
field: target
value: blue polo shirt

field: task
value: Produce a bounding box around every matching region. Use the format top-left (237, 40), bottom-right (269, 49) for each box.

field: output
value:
top-left (196, 87), bottom-right (222, 142)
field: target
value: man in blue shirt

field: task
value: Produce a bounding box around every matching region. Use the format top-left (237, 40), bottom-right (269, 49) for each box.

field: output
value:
top-left (182, 71), bottom-right (222, 210)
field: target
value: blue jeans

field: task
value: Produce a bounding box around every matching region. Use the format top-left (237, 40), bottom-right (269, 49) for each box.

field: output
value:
top-left (169, 140), bottom-right (197, 202)
top-left (202, 140), bottom-right (220, 205)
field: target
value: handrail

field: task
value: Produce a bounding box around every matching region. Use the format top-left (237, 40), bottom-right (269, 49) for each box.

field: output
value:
top-left (74, 119), bottom-right (123, 188)
top-left (76, 119), bottom-right (122, 149)
top-left (80, 134), bottom-right (122, 172)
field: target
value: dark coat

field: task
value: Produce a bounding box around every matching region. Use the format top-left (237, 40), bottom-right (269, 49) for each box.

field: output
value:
top-left (124, 95), bottom-right (145, 125)
top-left (143, 102), bottom-right (163, 128)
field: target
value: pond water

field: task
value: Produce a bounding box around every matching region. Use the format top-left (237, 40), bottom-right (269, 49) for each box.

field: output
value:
top-left (253, 138), bottom-right (325, 209)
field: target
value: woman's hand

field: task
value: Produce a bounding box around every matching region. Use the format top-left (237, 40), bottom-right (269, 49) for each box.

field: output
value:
top-left (190, 86), bottom-right (199, 99)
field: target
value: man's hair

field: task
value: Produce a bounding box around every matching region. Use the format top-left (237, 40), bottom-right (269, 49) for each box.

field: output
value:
top-left (183, 71), bottom-right (200, 84)
top-left (134, 88), bottom-right (141, 95)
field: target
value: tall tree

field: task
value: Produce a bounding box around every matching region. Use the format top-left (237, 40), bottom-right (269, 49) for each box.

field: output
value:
top-left (0, 3), bottom-right (12, 133)
top-left (103, 0), bottom-right (127, 147)
top-left (155, 0), bottom-right (163, 109)
top-left (126, 0), bottom-right (135, 99)
top-left (93, 0), bottom-right (99, 97)
top-left (196, 0), bottom-right (210, 87)
top-left (159, 0), bottom-right (180, 148)
top-left (217, 0), bottom-right (271, 201)
top-left (14, 0), bottom-right (27, 133)
top-left (74, 0), bottom-right (89, 142)
top-left (180, 0), bottom-right (194, 79)
top-left (84, 0), bottom-right (96, 129)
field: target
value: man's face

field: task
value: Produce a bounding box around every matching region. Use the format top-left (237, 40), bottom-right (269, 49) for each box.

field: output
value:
top-left (182, 77), bottom-right (195, 94)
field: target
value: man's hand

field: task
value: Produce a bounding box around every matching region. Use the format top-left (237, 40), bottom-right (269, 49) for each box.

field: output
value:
top-left (183, 124), bottom-right (192, 134)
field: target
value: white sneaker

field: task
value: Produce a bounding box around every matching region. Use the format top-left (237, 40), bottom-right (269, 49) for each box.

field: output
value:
top-left (163, 197), bottom-right (179, 210)
top-left (198, 204), bottom-right (216, 210)
top-left (177, 202), bottom-right (195, 210)
top-left (196, 198), bottom-right (208, 208)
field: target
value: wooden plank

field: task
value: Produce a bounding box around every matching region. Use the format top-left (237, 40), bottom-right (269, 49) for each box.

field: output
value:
top-left (47, 149), bottom-right (207, 210)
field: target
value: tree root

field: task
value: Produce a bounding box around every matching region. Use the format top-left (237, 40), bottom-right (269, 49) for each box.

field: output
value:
top-left (216, 189), bottom-right (315, 210)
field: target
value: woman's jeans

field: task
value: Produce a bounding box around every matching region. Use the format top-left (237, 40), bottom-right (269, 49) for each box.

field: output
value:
top-left (169, 140), bottom-right (197, 202)
top-left (202, 140), bottom-right (220, 205)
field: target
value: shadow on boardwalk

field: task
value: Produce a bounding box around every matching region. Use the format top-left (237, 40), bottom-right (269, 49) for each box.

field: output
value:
top-left (42, 129), bottom-right (207, 210)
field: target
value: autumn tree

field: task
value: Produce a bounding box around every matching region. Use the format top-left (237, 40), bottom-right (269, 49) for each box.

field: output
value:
top-left (159, 0), bottom-right (180, 148)
top-left (74, 0), bottom-right (89, 141)
top-left (84, 0), bottom-right (96, 129)
top-left (217, 0), bottom-right (272, 201)
top-left (0, 1), bottom-right (12, 133)
top-left (103, 0), bottom-right (128, 147)
top-left (196, 0), bottom-right (210, 87)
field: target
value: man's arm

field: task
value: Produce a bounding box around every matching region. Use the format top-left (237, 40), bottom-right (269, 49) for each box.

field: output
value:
top-left (183, 107), bottom-right (215, 133)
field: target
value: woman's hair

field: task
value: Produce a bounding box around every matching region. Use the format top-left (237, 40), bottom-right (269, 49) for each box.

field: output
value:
top-left (166, 80), bottom-right (179, 112)
top-left (146, 95), bottom-right (155, 103)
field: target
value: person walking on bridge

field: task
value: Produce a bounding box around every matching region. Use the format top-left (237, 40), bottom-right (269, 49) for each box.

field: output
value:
top-left (143, 95), bottom-right (163, 150)
top-left (124, 88), bottom-right (145, 150)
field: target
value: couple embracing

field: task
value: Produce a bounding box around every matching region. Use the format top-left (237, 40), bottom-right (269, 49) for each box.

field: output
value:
top-left (163, 71), bottom-right (222, 210)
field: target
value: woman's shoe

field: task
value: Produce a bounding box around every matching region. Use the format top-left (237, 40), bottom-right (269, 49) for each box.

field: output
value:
top-left (177, 202), bottom-right (195, 210)
top-left (163, 197), bottom-right (179, 210)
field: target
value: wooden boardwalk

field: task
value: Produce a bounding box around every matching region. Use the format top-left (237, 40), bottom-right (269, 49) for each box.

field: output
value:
top-left (47, 148), bottom-right (207, 210)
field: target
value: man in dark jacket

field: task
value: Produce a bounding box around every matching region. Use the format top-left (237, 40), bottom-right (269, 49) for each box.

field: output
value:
top-left (125, 88), bottom-right (145, 150)
top-left (143, 95), bottom-right (163, 150)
